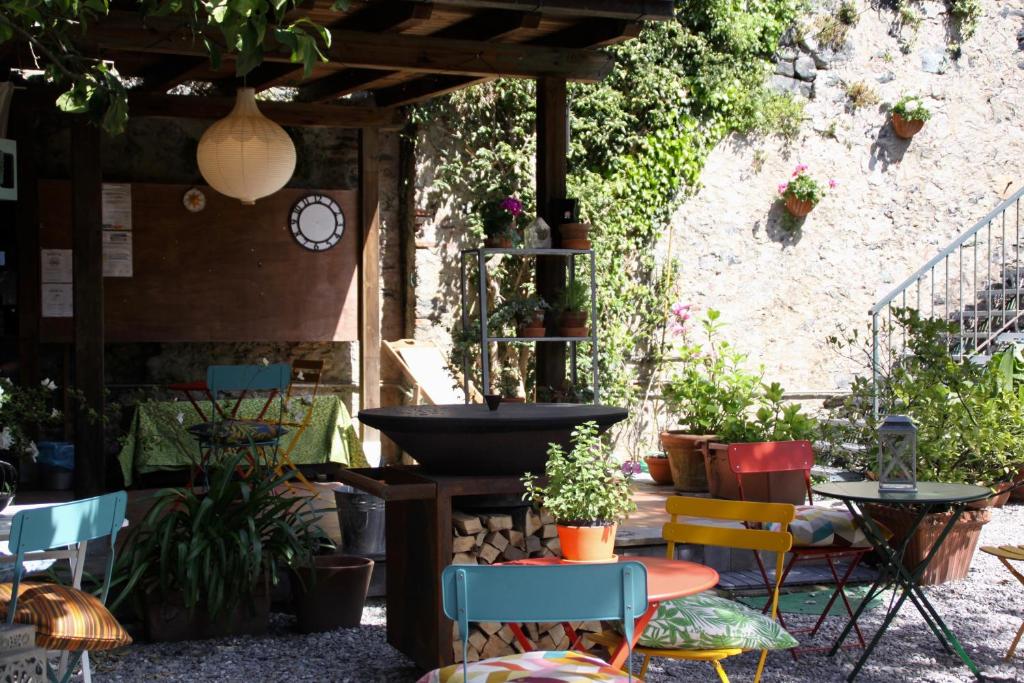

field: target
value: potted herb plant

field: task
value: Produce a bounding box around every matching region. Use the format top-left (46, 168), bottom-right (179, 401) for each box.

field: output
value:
top-left (556, 280), bottom-right (590, 337)
top-left (660, 308), bottom-right (761, 492)
top-left (482, 195), bottom-right (525, 248)
top-left (559, 221), bottom-right (591, 250)
top-left (778, 165), bottom-right (836, 217)
top-left (891, 94), bottom-right (931, 139)
top-left (823, 309), bottom-right (1023, 584)
top-left (111, 451), bottom-right (325, 641)
top-left (523, 421), bottom-right (636, 561)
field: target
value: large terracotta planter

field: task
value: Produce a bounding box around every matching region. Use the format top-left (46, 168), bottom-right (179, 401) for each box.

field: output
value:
top-left (659, 431), bottom-right (712, 492)
top-left (784, 195), bottom-right (815, 217)
top-left (559, 222), bottom-right (591, 250)
top-left (704, 441), bottom-right (807, 504)
top-left (292, 555), bottom-right (374, 633)
top-left (557, 523), bottom-right (617, 562)
top-left (892, 112), bottom-right (925, 139)
top-left (864, 504), bottom-right (990, 585)
top-left (644, 456), bottom-right (674, 485)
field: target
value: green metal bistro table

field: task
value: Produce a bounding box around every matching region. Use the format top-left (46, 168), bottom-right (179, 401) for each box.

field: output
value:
top-left (813, 481), bottom-right (991, 681)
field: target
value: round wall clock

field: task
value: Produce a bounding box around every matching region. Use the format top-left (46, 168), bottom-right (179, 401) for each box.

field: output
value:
top-left (289, 194), bottom-right (345, 251)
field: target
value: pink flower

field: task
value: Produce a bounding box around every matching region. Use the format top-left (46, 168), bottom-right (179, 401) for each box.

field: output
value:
top-left (828, 178), bottom-right (838, 189)
top-left (500, 196), bottom-right (523, 216)
top-left (778, 183), bottom-right (789, 194)
top-left (792, 164), bottom-right (808, 177)
top-left (670, 302), bottom-right (691, 317)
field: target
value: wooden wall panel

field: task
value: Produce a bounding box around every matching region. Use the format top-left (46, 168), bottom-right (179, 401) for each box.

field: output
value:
top-left (38, 181), bottom-right (359, 342)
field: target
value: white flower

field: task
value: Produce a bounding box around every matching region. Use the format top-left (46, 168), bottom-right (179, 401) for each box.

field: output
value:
top-left (260, 358), bottom-right (270, 367)
top-left (25, 441), bottom-right (38, 462)
top-left (0, 427), bottom-right (12, 451)
top-left (176, 412), bottom-right (185, 425)
top-left (50, 408), bottom-right (61, 419)
top-left (40, 378), bottom-right (57, 391)
top-left (296, 371), bottom-right (305, 381)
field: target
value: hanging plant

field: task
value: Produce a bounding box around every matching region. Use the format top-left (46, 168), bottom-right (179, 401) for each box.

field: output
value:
top-left (778, 165), bottom-right (836, 217)
top-left (891, 95), bottom-right (931, 139)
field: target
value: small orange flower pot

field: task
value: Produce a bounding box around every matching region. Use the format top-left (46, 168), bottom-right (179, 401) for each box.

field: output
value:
top-left (784, 195), bottom-right (815, 217)
top-left (557, 523), bottom-right (618, 562)
top-left (892, 112), bottom-right (924, 139)
top-left (644, 456), bottom-right (674, 485)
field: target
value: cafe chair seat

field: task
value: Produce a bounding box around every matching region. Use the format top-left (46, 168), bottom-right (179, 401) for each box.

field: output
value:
top-left (418, 650), bottom-right (635, 682)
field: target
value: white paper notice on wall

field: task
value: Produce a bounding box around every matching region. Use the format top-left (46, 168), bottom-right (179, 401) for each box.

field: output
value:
top-left (102, 183), bottom-right (132, 231)
top-left (41, 249), bottom-right (72, 284)
top-left (102, 231), bottom-right (133, 277)
top-left (41, 284), bottom-right (72, 318)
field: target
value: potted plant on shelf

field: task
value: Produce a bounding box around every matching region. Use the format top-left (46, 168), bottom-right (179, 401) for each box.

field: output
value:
top-left (891, 94), bottom-right (931, 139)
top-left (778, 165), bottom-right (835, 218)
top-left (559, 221), bottom-right (592, 250)
top-left (660, 307), bottom-right (761, 493)
top-left (823, 309), bottom-right (1024, 584)
top-left (643, 452), bottom-right (674, 485)
top-left (556, 280), bottom-right (590, 337)
top-left (110, 451), bottom-right (325, 641)
top-left (514, 296), bottom-right (549, 337)
top-left (482, 195), bottom-right (525, 248)
top-left (522, 421), bottom-right (636, 562)
top-left (498, 366), bottom-right (526, 403)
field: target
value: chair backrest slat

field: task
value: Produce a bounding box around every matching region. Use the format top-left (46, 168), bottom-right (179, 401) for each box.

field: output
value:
top-left (727, 441), bottom-right (813, 475)
top-left (662, 522), bottom-right (793, 554)
top-left (8, 492), bottom-right (128, 553)
top-left (665, 496), bottom-right (795, 525)
top-left (206, 364), bottom-right (291, 398)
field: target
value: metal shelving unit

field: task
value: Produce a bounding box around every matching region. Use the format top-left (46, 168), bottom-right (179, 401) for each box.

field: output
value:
top-left (459, 247), bottom-right (600, 403)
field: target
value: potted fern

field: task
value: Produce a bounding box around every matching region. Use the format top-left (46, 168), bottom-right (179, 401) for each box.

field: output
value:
top-left (522, 421), bottom-right (636, 562)
top-left (891, 95), bottom-right (930, 139)
top-left (556, 280), bottom-right (590, 337)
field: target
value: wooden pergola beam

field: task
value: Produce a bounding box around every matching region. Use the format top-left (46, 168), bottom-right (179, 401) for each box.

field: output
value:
top-left (405, 0), bottom-right (674, 20)
top-left (136, 56), bottom-right (209, 93)
top-left (86, 13), bottom-right (614, 82)
top-left (126, 93), bottom-right (406, 128)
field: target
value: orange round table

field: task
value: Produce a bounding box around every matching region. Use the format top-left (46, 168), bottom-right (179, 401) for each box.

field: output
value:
top-left (504, 555), bottom-right (719, 669)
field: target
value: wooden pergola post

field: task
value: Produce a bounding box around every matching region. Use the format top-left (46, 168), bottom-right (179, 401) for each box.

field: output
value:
top-left (71, 121), bottom-right (105, 497)
top-left (535, 76), bottom-right (569, 393)
top-left (359, 126), bottom-right (382, 455)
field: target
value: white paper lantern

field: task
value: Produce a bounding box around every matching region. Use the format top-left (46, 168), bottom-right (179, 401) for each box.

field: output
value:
top-left (197, 88), bottom-right (296, 205)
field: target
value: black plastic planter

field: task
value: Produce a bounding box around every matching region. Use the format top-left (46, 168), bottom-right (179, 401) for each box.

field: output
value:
top-left (292, 555), bottom-right (374, 633)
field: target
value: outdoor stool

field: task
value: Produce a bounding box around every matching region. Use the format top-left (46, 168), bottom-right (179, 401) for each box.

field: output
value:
top-left (980, 544), bottom-right (1024, 660)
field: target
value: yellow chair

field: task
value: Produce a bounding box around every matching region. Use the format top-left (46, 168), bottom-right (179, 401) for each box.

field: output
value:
top-left (636, 496), bottom-right (795, 683)
top-left (980, 544), bottom-right (1024, 660)
top-left (275, 359), bottom-right (325, 489)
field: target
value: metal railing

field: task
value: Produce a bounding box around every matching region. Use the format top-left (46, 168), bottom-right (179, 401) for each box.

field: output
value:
top-left (870, 186), bottom-right (1024, 414)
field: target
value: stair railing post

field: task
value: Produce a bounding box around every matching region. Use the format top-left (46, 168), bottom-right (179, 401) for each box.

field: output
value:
top-left (871, 311), bottom-right (880, 420)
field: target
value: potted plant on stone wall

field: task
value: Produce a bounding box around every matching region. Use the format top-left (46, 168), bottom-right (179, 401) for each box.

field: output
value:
top-left (111, 451), bottom-right (325, 641)
top-left (778, 165), bottom-right (835, 217)
top-left (823, 310), bottom-right (1024, 584)
top-left (556, 280), bottom-right (590, 337)
top-left (522, 421), bottom-right (636, 562)
top-left (660, 307), bottom-right (761, 493)
top-left (890, 94), bottom-right (931, 139)
top-left (482, 195), bottom-right (525, 248)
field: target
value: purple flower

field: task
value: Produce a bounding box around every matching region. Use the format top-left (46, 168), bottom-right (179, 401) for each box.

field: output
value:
top-left (500, 196), bottom-right (523, 216)
top-left (778, 183), bottom-right (789, 194)
top-left (670, 302), bottom-right (691, 317)
top-left (828, 178), bottom-right (838, 189)
top-left (621, 461), bottom-right (641, 476)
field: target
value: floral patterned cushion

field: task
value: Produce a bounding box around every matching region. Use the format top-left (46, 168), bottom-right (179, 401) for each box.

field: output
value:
top-left (187, 419), bottom-right (287, 446)
top-left (637, 592), bottom-right (797, 651)
top-left (417, 651), bottom-right (632, 682)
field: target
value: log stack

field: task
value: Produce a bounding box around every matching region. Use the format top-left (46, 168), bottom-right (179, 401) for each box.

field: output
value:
top-left (449, 507), bottom-right (603, 662)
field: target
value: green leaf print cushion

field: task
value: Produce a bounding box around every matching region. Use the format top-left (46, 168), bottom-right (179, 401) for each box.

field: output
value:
top-left (638, 592), bottom-right (798, 651)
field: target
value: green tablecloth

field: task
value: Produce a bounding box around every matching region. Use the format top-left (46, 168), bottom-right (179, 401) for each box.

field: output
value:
top-left (118, 395), bottom-right (367, 485)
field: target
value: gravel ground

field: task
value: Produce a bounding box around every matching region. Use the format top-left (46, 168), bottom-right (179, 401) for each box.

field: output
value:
top-left (86, 505), bottom-right (1024, 682)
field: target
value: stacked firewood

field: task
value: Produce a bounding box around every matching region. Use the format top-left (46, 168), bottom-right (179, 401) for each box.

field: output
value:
top-left (449, 508), bottom-right (604, 662)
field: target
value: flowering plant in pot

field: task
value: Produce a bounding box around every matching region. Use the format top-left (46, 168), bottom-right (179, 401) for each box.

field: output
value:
top-left (778, 165), bottom-right (835, 217)
top-left (522, 421), bottom-right (636, 562)
top-left (481, 195), bottom-right (525, 248)
top-left (891, 95), bottom-right (930, 139)
top-left (0, 376), bottom-right (64, 485)
top-left (660, 307), bottom-right (761, 492)
top-left (556, 280), bottom-right (590, 337)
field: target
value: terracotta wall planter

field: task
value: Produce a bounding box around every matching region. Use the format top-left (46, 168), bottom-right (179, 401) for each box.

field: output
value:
top-left (892, 113), bottom-right (925, 139)
top-left (864, 504), bottom-right (991, 585)
top-left (784, 195), bottom-right (815, 217)
top-left (292, 555), bottom-right (374, 633)
top-left (557, 523), bottom-right (617, 562)
top-left (704, 442), bottom-right (807, 504)
top-left (659, 432), bottom-right (711, 492)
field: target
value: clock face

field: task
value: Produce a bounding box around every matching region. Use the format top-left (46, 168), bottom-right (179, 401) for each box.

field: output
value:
top-left (289, 194), bottom-right (344, 251)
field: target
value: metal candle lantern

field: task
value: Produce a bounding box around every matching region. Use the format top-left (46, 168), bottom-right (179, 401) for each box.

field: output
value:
top-left (878, 415), bottom-right (917, 492)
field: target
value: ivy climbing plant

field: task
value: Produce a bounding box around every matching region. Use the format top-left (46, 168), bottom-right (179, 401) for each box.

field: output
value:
top-left (415, 0), bottom-right (804, 452)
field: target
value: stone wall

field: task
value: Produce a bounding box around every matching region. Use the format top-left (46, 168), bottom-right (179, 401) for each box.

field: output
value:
top-left (668, 0), bottom-right (1024, 394)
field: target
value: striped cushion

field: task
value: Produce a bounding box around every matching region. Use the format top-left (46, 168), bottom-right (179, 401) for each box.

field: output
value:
top-left (0, 582), bottom-right (131, 651)
top-left (417, 651), bottom-right (632, 682)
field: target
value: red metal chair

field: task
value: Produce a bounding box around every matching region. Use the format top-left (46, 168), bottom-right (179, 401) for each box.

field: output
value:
top-left (728, 440), bottom-right (868, 657)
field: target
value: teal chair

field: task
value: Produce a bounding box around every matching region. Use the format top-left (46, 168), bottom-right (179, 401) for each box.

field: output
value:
top-left (420, 562), bottom-right (648, 683)
top-left (4, 492), bottom-right (130, 683)
top-left (188, 363), bottom-right (291, 479)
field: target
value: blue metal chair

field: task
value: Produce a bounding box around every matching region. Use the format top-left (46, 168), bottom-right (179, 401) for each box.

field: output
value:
top-left (189, 363), bottom-right (291, 480)
top-left (440, 562), bottom-right (648, 682)
top-left (5, 492), bottom-right (129, 683)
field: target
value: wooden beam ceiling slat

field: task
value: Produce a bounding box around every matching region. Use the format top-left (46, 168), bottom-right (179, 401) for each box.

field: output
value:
top-left (136, 56), bottom-right (211, 92)
top-left (407, 0), bottom-right (673, 21)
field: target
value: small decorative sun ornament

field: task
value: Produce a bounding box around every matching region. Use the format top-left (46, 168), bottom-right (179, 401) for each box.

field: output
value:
top-left (183, 187), bottom-right (206, 213)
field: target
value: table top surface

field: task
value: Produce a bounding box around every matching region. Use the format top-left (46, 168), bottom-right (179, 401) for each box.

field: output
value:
top-left (813, 480), bottom-right (992, 505)
top-left (506, 554), bottom-right (719, 603)
top-left (358, 403), bottom-right (628, 429)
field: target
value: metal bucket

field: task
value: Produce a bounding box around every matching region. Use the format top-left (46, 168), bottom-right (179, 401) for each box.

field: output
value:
top-left (335, 486), bottom-right (386, 557)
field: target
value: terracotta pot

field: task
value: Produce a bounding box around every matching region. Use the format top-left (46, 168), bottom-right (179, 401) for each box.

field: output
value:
top-left (559, 222), bottom-right (591, 250)
top-left (484, 236), bottom-right (513, 248)
top-left (892, 112), bottom-right (925, 139)
top-left (292, 555), bottom-right (374, 633)
top-left (558, 310), bottom-right (589, 337)
top-left (1013, 469), bottom-right (1024, 502)
top-left (518, 310), bottom-right (547, 337)
top-left (704, 442), bottom-right (807, 504)
top-left (557, 523), bottom-right (617, 562)
top-left (644, 456), bottom-right (674, 486)
top-left (784, 195), bottom-right (815, 217)
top-left (864, 504), bottom-right (990, 585)
top-left (659, 432), bottom-right (712, 492)
top-left (967, 482), bottom-right (1012, 509)
top-left (501, 396), bottom-right (526, 403)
